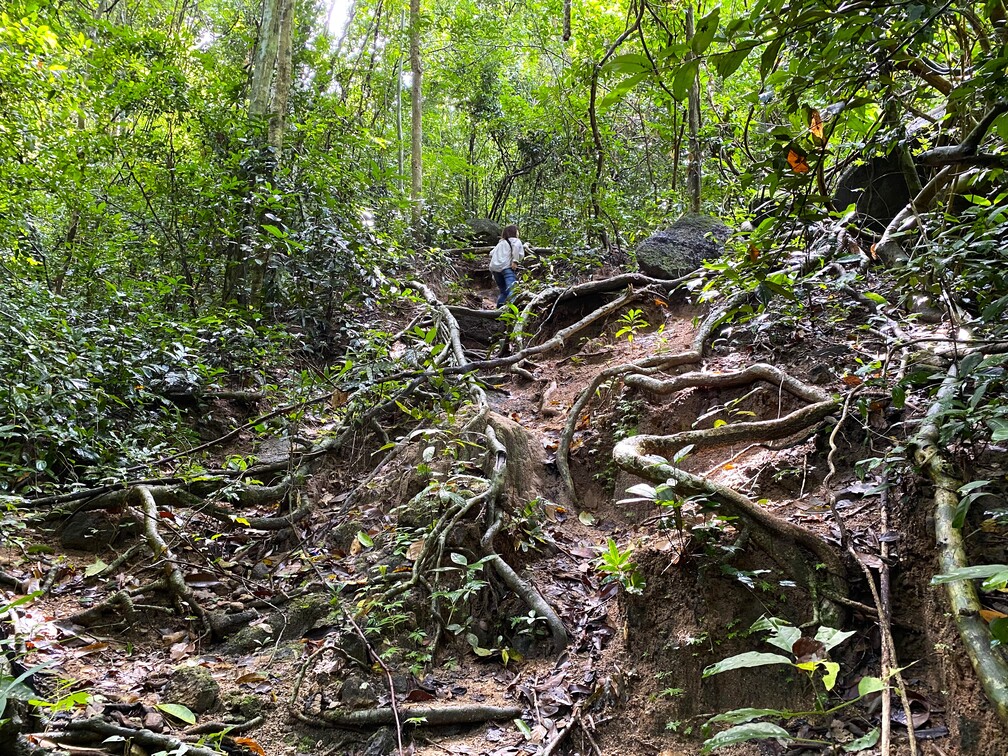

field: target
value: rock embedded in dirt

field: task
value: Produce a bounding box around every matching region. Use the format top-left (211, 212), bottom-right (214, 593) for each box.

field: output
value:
top-left (168, 665), bottom-right (220, 714)
top-left (340, 674), bottom-right (380, 708)
top-left (60, 510), bottom-right (119, 551)
top-left (635, 214), bottom-right (730, 278)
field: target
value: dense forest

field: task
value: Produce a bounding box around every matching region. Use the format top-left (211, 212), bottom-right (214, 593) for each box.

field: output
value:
top-left (2, 0), bottom-right (1008, 754)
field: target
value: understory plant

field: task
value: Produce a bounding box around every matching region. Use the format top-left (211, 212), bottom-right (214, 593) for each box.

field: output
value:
top-left (700, 616), bottom-right (882, 753)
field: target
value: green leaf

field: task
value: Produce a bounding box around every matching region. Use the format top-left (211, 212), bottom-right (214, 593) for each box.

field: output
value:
top-left (814, 626), bottom-right (856, 652)
top-left (760, 36), bottom-right (785, 79)
top-left (990, 418), bottom-right (1008, 442)
top-left (156, 702), bottom-right (197, 725)
top-left (931, 564), bottom-right (1008, 585)
top-left (702, 651), bottom-right (792, 677)
top-left (450, 552), bottom-right (468, 566)
top-left (691, 6), bottom-right (720, 56)
top-left (706, 707), bottom-right (783, 725)
top-left (672, 60), bottom-right (699, 102)
top-left (514, 718), bottom-right (533, 738)
top-left (600, 71), bottom-right (650, 109)
top-left (821, 660), bottom-right (840, 691)
top-left (990, 617), bottom-right (1008, 645)
top-left (356, 531), bottom-right (374, 548)
top-left (261, 224), bottom-right (286, 239)
top-left (713, 47), bottom-right (752, 78)
top-left (84, 559), bottom-right (108, 577)
top-left (857, 676), bottom-right (885, 696)
top-left (578, 511), bottom-right (596, 526)
top-left (702, 722), bottom-right (791, 753)
top-left (602, 53), bottom-right (649, 75)
top-left (843, 728), bottom-right (881, 752)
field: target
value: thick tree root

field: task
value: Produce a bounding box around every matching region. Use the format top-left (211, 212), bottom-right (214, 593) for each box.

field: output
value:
top-left (55, 717), bottom-right (225, 756)
top-left (612, 362), bottom-right (847, 614)
top-left (297, 703), bottom-right (524, 729)
top-left (131, 485), bottom-right (210, 631)
top-left (914, 364), bottom-right (1008, 727)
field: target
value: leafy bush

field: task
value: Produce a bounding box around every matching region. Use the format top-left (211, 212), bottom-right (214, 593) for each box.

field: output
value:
top-left (0, 279), bottom-right (289, 493)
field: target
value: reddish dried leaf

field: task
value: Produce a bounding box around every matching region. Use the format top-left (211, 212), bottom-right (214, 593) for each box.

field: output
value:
top-left (809, 108), bottom-right (824, 141)
top-left (404, 688), bottom-right (436, 703)
top-left (787, 147), bottom-right (810, 174)
top-left (232, 737), bottom-right (267, 756)
top-left (791, 636), bottom-right (826, 663)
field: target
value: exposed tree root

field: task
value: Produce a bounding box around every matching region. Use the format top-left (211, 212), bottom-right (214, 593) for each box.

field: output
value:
top-left (55, 717), bottom-right (224, 756)
top-left (914, 363), bottom-right (1008, 727)
top-left (296, 703), bottom-right (524, 729)
top-left (131, 485), bottom-right (210, 631)
top-left (612, 362), bottom-right (847, 616)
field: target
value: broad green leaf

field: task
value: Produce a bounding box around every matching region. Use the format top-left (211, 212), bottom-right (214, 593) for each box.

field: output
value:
top-left (156, 702), bottom-right (196, 724)
top-left (702, 722), bottom-right (791, 753)
top-left (579, 511), bottom-right (596, 526)
top-left (821, 660), bottom-right (840, 690)
top-left (932, 564), bottom-right (1008, 585)
top-left (703, 651), bottom-right (792, 677)
top-left (713, 47), bottom-right (752, 78)
top-left (989, 418), bottom-right (1008, 442)
top-left (760, 36), bottom-right (785, 79)
top-left (672, 60), bottom-right (698, 102)
top-left (600, 71), bottom-right (650, 109)
top-left (844, 728), bottom-right (881, 752)
top-left (261, 224), bottom-right (286, 239)
top-left (815, 626), bottom-right (856, 652)
top-left (84, 559), bottom-right (108, 577)
top-left (858, 676), bottom-right (885, 696)
top-left (602, 53), bottom-right (649, 75)
top-left (990, 617), bottom-right (1008, 645)
top-left (691, 6), bottom-right (720, 56)
top-left (706, 707), bottom-right (782, 725)
top-left (356, 531), bottom-right (374, 548)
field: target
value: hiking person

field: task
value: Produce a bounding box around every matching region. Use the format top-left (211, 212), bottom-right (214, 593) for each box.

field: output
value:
top-left (488, 224), bottom-right (524, 307)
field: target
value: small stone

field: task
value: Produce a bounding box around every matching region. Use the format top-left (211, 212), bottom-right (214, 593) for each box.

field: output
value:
top-left (339, 674), bottom-right (379, 709)
top-left (143, 710), bottom-right (164, 731)
top-left (168, 665), bottom-right (220, 714)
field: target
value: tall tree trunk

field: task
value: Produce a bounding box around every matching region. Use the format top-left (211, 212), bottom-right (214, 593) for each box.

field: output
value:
top-left (409, 0), bottom-right (424, 242)
top-left (685, 5), bottom-right (702, 214)
top-left (227, 0), bottom-right (294, 307)
top-left (268, 0), bottom-right (294, 156)
top-left (396, 11), bottom-right (405, 193)
top-left (250, 0), bottom-right (282, 123)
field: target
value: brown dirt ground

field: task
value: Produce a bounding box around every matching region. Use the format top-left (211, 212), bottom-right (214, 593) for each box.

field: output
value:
top-left (2, 272), bottom-right (1006, 756)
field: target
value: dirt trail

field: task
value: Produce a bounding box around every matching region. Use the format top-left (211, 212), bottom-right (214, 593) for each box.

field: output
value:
top-left (3, 273), bottom-right (1005, 756)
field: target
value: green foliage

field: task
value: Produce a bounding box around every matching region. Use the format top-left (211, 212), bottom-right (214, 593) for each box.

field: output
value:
top-left (596, 538), bottom-right (645, 594)
top-left (0, 278), bottom-right (288, 492)
top-left (614, 308), bottom-right (649, 343)
top-left (701, 616), bottom-right (878, 753)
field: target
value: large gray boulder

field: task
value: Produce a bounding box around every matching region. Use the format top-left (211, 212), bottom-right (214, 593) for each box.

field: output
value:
top-left (635, 214), bottom-right (730, 278)
top-left (466, 218), bottom-right (502, 246)
top-left (834, 153), bottom-right (920, 233)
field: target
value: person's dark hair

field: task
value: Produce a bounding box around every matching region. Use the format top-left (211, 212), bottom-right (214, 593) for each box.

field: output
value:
top-left (501, 224), bottom-right (519, 240)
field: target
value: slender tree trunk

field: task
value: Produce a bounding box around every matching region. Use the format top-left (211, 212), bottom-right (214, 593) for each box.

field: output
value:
top-left (250, 0), bottom-right (282, 122)
top-left (685, 5), bottom-right (702, 214)
top-left (396, 11), bottom-right (405, 193)
top-left (268, 0), bottom-right (294, 157)
top-left (409, 0), bottom-right (424, 242)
